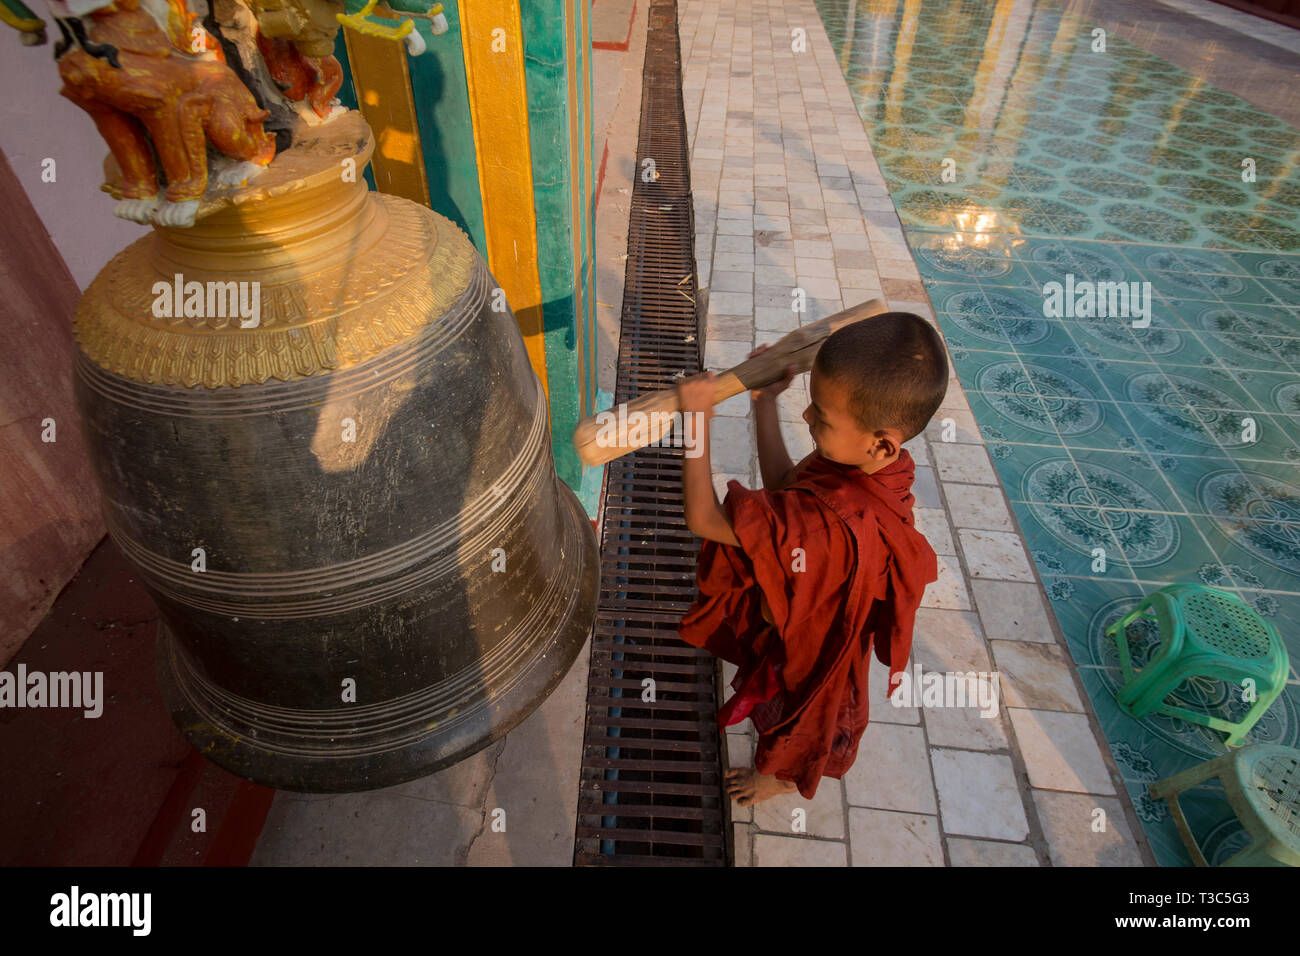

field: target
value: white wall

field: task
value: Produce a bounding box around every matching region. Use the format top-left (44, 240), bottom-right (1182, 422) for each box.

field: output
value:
top-left (0, 32), bottom-right (150, 289)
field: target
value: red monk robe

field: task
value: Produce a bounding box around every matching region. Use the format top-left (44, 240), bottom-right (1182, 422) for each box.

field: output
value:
top-left (678, 450), bottom-right (937, 799)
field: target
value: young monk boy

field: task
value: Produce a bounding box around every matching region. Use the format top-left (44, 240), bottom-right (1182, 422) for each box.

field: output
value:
top-left (676, 312), bottom-right (946, 806)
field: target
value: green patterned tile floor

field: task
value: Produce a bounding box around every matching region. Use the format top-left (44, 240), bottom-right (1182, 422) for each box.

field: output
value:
top-left (815, 0), bottom-right (1300, 865)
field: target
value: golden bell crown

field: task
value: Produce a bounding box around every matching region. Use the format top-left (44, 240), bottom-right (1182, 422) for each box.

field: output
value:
top-left (75, 112), bottom-right (476, 389)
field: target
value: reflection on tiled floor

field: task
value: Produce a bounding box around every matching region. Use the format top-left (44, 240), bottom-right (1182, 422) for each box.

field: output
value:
top-left (815, 0), bottom-right (1300, 865)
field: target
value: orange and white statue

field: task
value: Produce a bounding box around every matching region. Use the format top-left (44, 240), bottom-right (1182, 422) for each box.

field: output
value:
top-left (7, 0), bottom-right (449, 226)
top-left (53, 0), bottom-right (276, 226)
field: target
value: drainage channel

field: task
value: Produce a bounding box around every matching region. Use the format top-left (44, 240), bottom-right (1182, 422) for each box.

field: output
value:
top-left (573, 0), bottom-right (727, 867)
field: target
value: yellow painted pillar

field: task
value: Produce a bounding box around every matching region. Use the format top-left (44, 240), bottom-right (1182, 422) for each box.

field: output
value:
top-left (459, 1), bottom-right (549, 393)
top-left (342, 27), bottom-right (431, 207)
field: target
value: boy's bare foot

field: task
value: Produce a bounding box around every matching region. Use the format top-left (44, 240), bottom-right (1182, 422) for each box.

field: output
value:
top-left (726, 767), bottom-right (798, 806)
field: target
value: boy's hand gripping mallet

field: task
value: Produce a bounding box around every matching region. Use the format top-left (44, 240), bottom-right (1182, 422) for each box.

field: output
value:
top-left (572, 297), bottom-right (889, 466)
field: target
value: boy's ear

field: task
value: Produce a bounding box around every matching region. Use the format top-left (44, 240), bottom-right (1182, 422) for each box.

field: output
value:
top-left (871, 429), bottom-right (903, 459)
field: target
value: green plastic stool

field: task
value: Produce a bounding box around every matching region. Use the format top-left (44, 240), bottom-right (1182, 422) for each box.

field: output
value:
top-left (1149, 744), bottom-right (1300, 867)
top-left (1106, 584), bottom-right (1288, 747)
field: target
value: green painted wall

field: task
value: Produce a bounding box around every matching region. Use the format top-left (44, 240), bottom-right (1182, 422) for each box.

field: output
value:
top-left (404, 4), bottom-right (488, 254)
top-left (522, 0), bottom-right (581, 489)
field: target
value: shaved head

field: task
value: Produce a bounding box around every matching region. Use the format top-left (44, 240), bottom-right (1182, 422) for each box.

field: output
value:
top-left (812, 311), bottom-right (949, 441)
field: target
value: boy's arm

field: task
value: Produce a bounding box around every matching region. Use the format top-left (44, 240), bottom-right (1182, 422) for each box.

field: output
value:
top-left (678, 373), bottom-right (741, 546)
top-left (750, 346), bottom-right (808, 490)
top-left (753, 394), bottom-right (794, 490)
top-left (754, 398), bottom-right (821, 491)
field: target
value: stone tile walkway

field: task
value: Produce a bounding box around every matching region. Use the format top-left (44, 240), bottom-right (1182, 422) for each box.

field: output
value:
top-left (678, 0), bottom-right (1151, 866)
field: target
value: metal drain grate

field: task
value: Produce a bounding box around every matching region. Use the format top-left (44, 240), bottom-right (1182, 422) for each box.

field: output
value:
top-left (573, 0), bottom-right (727, 867)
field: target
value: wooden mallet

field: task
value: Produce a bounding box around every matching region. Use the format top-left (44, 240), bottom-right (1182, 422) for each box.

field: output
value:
top-left (573, 297), bottom-right (889, 466)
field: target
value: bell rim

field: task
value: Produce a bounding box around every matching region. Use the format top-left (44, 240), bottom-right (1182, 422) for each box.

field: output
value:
top-left (154, 480), bottom-right (600, 794)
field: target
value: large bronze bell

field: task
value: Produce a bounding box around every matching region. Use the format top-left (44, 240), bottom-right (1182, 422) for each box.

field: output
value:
top-left (71, 114), bottom-right (599, 792)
